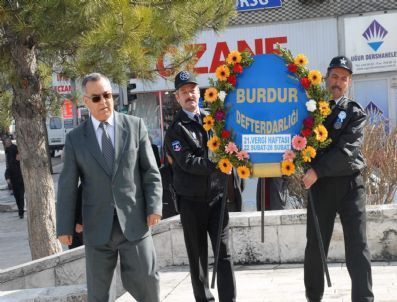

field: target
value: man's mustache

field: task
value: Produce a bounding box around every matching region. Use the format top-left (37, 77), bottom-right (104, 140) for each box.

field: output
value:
top-left (331, 85), bottom-right (341, 91)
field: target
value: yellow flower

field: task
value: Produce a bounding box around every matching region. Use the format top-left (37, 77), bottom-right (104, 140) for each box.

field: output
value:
top-left (204, 87), bottom-right (218, 103)
top-left (281, 160), bottom-right (295, 176)
top-left (215, 65), bottom-right (230, 81)
top-left (308, 70), bottom-right (322, 85)
top-left (237, 165), bottom-right (250, 179)
top-left (203, 115), bottom-right (215, 132)
top-left (294, 53), bottom-right (309, 66)
top-left (318, 100), bottom-right (331, 116)
top-left (207, 136), bottom-right (220, 152)
top-left (226, 51), bottom-right (242, 65)
top-left (314, 124), bottom-right (328, 142)
top-left (302, 146), bottom-right (317, 162)
top-left (218, 158), bottom-right (233, 174)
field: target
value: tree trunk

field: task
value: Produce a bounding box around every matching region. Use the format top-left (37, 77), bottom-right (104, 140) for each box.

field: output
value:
top-left (9, 37), bottom-right (62, 259)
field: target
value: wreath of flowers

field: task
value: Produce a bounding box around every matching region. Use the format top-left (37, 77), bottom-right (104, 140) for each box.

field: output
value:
top-left (202, 47), bottom-right (332, 178)
top-left (202, 50), bottom-right (254, 179)
top-left (277, 45), bottom-right (332, 176)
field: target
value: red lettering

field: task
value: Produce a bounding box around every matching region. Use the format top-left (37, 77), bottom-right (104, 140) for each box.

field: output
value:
top-left (237, 39), bottom-right (264, 55)
top-left (265, 36), bottom-right (287, 54)
top-left (156, 47), bottom-right (177, 77)
top-left (237, 40), bottom-right (254, 55)
top-left (210, 42), bottom-right (230, 73)
top-left (255, 38), bottom-right (264, 55)
top-left (55, 85), bottom-right (72, 93)
top-left (156, 56), bottom-right (171, 78)
top-left (192, 44), bottom-right (208, 74)
top-left (155, 36), bottom-right (288, 77)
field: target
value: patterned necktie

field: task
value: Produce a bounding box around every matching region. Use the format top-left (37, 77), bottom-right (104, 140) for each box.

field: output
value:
top-left (99, 122), bottom-right (114, 171)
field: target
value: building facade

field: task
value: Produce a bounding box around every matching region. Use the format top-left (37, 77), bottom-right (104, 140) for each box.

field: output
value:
top-left (130, 0), bottom-right (397, 160)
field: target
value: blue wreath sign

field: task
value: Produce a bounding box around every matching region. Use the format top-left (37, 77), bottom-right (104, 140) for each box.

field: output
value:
top-left (224, 54), bottom-right (309, 176)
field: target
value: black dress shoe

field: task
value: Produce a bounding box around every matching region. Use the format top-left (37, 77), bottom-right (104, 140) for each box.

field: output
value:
top-left (19, 213), bottom-right (24, 219)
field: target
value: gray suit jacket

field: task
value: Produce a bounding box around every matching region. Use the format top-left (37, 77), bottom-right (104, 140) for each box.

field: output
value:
top-left (56, 112), bottom-right (162, 246)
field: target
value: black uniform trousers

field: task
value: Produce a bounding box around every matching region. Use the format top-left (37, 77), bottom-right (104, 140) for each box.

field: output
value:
top-left (180, 197), bottom-right (236, 302)
top-left (304, 173), bottom-right (374, 302)
top-left (11, 179), bottom-right (24, 217)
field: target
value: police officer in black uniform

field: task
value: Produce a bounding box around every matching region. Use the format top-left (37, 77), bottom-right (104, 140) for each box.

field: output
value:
top-left (302, 56), bottom-right (374, 302)
top-left (165, 71), bottom-right (236, 302)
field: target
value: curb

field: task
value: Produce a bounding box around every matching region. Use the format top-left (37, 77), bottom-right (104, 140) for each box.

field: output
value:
top-left (0, 202), bottom-right (17, 212)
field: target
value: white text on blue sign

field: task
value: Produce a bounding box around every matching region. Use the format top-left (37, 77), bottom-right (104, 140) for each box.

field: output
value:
top-left (236, 0), bottom-right (282, 12)
top-left (242, 134), bottom-right (291, 153)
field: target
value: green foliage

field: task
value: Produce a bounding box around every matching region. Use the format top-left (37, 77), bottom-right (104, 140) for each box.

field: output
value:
top-left (0, 0), bottom-right (236, 122)
top-left (0, 90), bottom-right (12, 133)
top-left (1, 0), bottom-right (235, 84)
top-left (75, 0), bottom-right (236, 82)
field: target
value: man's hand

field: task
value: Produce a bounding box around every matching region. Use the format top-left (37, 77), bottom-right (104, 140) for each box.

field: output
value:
top-left (302, 168), bottom-right (318, 189)
top-left (75, 224), bottom-right (83, 233)
top-left (58, 235), bottom-right (73, 246)
top-left (147, 214), bottom-right (161, 227)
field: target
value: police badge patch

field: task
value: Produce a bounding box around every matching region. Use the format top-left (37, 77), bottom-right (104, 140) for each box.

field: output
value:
top-left (334, 111), bottom-right (346, 130)
top-left (172, 140), bottom-right (182, 152)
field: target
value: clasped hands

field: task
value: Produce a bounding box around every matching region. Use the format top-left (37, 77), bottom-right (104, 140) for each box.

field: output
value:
top-left (302, 168), bottom-right (318, 190)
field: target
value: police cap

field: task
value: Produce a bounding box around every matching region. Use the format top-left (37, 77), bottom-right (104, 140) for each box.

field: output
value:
top-left (328, 56), bottom-right (353, 74)
top-left (174, 71), bottom-right (198, 90)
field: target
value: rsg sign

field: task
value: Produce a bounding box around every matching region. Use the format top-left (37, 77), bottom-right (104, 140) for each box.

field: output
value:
top-left (236, 0), bottom-right (282, 12)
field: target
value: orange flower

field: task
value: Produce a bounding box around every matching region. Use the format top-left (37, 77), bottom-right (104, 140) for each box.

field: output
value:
top-left (203, 115), bottom-right (215, 131)
top-left (308, 70), bottom-right (322, 85)
top-left (226, 51), bottom-right (242, 65)
top-left (294, 53), bottom-right (309, 66)
top-left (302, 146), bottom-right (317, 162)
top-left (218, 158), bottom-right (233, 174)
top-left (215, 65), bottom-right (230, 81)
top-left (207, 136), bottom-right (220, 152)
top-left (318, 101), bottom-right (331, 117)
top-left (204, 87), bottom-right (218, 103)
top-left (237, 165), bottom-right (250, 179)
top-left (281, 160), bottom-right (295, 176)
top-left (314, 124), bottom-right (328, 142)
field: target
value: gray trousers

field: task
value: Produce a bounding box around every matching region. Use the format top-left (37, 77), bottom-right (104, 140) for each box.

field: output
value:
top-left (85, 217), bottom-right (160, 302)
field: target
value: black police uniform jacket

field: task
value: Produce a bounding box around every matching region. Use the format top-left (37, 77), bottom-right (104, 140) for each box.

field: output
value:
top-left (311, 97), bottom-right (367, 177)
top-left (165, 109), bottom-right (224, 202)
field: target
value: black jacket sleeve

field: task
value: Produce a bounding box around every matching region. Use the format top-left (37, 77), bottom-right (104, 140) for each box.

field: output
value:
top-left (165, 122), bottom-right (216, 176)
top-left (312, 106), bottom-right (367, 178)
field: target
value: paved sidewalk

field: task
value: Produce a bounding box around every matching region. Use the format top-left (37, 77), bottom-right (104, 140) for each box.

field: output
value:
top-left (117, 262), bottom-right (397, 302)
top-left (1, 151), bottom-right (396, 301)
top-left (0, 154), bottom-right (63, 269)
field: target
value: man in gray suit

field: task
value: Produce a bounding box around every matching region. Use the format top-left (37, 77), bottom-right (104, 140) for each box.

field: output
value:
top-left (56, 73), bottom-right (162, 302)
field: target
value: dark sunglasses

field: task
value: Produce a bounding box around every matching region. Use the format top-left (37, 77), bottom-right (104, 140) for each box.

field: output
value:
top-left (85, 92), bottom-right (112, 103)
